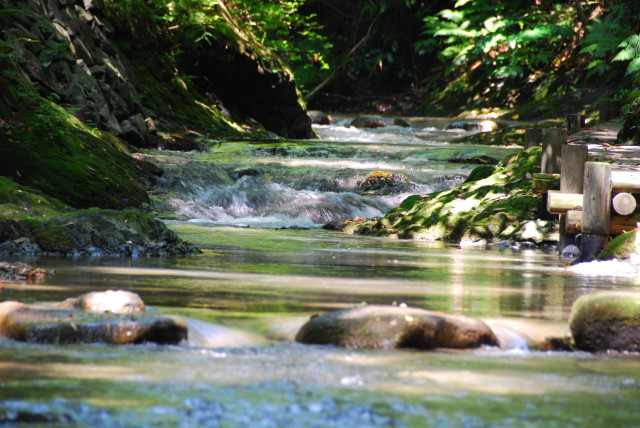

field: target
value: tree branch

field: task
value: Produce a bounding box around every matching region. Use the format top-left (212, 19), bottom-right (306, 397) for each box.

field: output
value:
top-left (304, 12), bottom-right (381, 102)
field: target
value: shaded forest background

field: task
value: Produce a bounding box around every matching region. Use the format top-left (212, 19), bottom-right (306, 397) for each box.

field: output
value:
top-left (249, 0), bottom-right (640, 121)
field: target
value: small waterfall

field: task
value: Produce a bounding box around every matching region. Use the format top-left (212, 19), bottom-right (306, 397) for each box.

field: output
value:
top-left (149, 117), bottom-right (517, 228)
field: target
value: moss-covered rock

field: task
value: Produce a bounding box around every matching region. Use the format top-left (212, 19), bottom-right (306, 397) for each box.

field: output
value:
top-left (295, 304), bottom-right (499, 350)
top-left (599, 229), bottom-right (640, 261)
top-left (0, 178), bottom-right (197, 256)
top-left (0, 80), bottom-right (149, 209)
top-left (569, 292), bottom-right (640, 353)
top-left (339, 147), bottom-right (557, 245)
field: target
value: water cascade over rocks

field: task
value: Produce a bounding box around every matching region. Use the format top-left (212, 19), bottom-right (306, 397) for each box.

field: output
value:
top-left (151, 117), bottom-right (519, 229)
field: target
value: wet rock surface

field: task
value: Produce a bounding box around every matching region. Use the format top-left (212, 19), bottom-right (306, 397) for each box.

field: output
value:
top-left (0, 300), bottom-right (187, 345)
top-left (358, 171), bottom-right (412, 195)
top-left (570, 291), bottom-right (640, 353)
top-left (350, 116), bottom-right (411, 129)
top-left (295, 305), bottom-right (499, 350)
top-left (0, 262), bottom-right (52, 282)
top-left (64, 290), bottom-right (146, 314)
top-left (0, 212), bottom-right (197, 257)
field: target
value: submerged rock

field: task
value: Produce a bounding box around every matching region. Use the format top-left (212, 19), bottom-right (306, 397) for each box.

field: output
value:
top-left (295, 305), bottom-right (499, 350)
top-left (569, 291), bottom-right (640, 352)
top-left (0, 300), bottom-right (187, 345)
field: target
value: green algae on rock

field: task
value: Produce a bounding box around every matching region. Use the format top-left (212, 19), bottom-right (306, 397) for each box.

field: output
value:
top-left (295, 304), bottom-right (499, 350)
top-left (569, 291), bottom-right (640, 353)
top-left (334, 146), bottom-right (557, 246)
top-left (599, 229), bottom-right (640, 261)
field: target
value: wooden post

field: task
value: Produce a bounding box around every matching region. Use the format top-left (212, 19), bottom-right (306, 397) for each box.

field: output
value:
top-left (558, 144), bottom-right (588, 253)
top-left (565, 114), bottom-right (585, 134)
top-left (599, 100), bottom-right (622, 122)
top-left (524, 128), bottom-right (543, 148)
top-left (612, 192), bottom-right (637, 216)
top-left (541, 128), bottom-right (567, 174)
top-left (581, 162), bottom-right (612, 261)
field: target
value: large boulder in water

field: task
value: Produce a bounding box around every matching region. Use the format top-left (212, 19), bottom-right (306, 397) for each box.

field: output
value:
top-left (569, 292), bottom-right (640, 352)
top-left (0, 299), bottom-right (187, 345)
top-left (295, 305), bottom-right (499, 350)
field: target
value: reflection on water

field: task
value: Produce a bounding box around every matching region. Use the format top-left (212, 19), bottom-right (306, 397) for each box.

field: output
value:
top-left (2, 119), bottom-right (640, 426)
top-left (2, 227), bottom-right (640, 426)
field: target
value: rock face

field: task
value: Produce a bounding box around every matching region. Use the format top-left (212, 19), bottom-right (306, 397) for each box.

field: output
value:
top-left (0, 300), bottom-right (187, 345)
top-left (295, 305), bottom-right (499, 350)
top-left (0, 211), bottom-right (197, 256)
top-left (0, 0), bottom-right (312, 142)
top-left (569, 292), bottom-right (640, 352)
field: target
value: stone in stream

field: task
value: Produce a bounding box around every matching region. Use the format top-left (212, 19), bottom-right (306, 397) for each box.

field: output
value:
top-left (569, 291), bottom-right (640, 352)
top-left (0, 291), bottom-right (187, 345)
top-left (350, 116), bottom-right (411, 129)
top-left (446, 120), bottom-right (499, 132)
top-left (0, 261), bottom-right (52, 282)
top-left (67, 290), bottom-right (146, 314)
top-left (295, 305), bottom-right (499, 350)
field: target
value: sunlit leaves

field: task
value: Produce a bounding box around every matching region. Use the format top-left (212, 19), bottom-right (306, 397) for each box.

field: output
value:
top-left (614, 34), bottom-right (640, 76)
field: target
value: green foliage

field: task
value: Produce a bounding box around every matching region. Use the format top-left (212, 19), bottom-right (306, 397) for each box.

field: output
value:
top-left (580, 7), bottom-right (629, 79)
top-left (234, 0), bottom-right (332, 92)
top-left (614, 34), bottom-right (640, 76)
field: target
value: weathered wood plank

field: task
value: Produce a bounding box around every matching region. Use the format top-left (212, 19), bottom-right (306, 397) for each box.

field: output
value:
top-left (566, 210), bottom-right (640, 235)
top-left (582, 162), bottom-right (612, 235)
top-left (532, 173), bottom-right (560, 193)
top-left (541, 128), bottom-right (567, 174)
top-left (547, 190), bottom-right (583, 214)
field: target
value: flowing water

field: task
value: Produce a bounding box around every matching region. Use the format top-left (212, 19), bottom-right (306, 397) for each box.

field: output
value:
top-left (2, 118), bottom-right (640, 427)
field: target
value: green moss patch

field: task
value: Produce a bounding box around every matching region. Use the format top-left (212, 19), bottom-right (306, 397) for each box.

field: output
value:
top-left (347, 146), bottom-right (557, 245)
top-left (0, 79), bottom-right (148, 209)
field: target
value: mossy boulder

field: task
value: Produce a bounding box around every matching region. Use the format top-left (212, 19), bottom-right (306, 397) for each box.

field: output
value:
top-left (295, 305), bottom-right (499, 350)
top-left (599, 229), bottom-right (640, 261)
top-left (0, 300), bottom-right (187, 345)
top-left (569, 292), bottom-right (640, 352)
top-left (344, 146), bottom-right (557, 245)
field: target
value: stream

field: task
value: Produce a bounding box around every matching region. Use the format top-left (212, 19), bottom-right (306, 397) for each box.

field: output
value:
top-left (1, 117), bottom-right (640, 427)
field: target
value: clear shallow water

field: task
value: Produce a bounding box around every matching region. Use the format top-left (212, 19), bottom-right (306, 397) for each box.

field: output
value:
top-left (3, 120), bottom-right (640, 426)
top-left (2, 227), bottom-right (640, 427)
